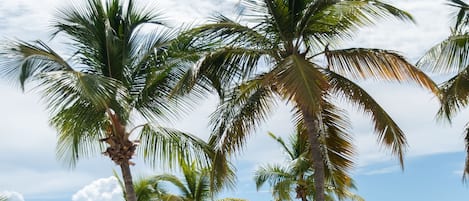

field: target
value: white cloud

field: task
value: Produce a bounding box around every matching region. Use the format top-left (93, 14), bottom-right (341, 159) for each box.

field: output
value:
top-left (359, 165), bottom-right (401, 176)
top-left (72, 177), bottom-right (124, 201)
top-left (0, 191), bottom-right (25, 201)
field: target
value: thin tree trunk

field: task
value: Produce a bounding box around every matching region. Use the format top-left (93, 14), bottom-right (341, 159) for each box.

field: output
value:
top-left (120, 161), bottom-right (137, 201)
top-left (302, 108), bottom-right (326, 201)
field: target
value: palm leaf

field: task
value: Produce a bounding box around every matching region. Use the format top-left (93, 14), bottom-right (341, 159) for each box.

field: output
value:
top-left (191, 14), bottom-right (271, 47)
top-left (292, 102), bottom-right (356, 199)
top-left (302, 0), bottom-right (414, 46)
top-left (273, 54), bottom-right (328, 113)
top-left (254, 164), bottom-right (294, 201)
top-left (210, 79), bottom-right (276, 154)
top-left (204, 140), bottom-right (237, 194)
top-left (130, 28), bottom-right (212, 122)
top-left (53, 0), bottom-right (165, 79)
top-left (437, 67), bottom-right (469, 121)
top-left (36, 71), bottom-right (128, 113)
top-left (327, 70), bottom-right (407, 166)
top-left (137, 124), bottom-right (213, 170)
top-left (151, 174), bottom-right (191, 199)
top-left (319, 101), bottom-right (356, 200)
top-left (326, 48), bottom-right (438, 93)
top-left (417, 34), bottom-right (469, 74)
top-left (0, 40), bottom-right (72, 89)
top-left (447, 0), bottom-right (469, 31)
top-left (463, 122), bottom-right (469, 181)
top-left (52, 99), bottom-right (107, 167)
top-left (268, 131), bottom-right (296, 160)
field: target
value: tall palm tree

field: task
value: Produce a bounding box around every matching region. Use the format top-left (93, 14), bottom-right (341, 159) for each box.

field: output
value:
top-left (254, 126), bottom-right (364, 201)
top-left (417, 0), bottom-right (469, 179)
top-left (129, 160), bottom-right (243, 201)
top-left (0, 0), bottom-right (219, 200)
top-left (189, 1), bottom-right (438, 200)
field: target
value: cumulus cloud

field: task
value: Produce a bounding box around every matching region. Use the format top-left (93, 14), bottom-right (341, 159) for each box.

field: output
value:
top-left (0, 191), bottom-right (25, 201)
top-left (72, 177), bottom-right (124, 201)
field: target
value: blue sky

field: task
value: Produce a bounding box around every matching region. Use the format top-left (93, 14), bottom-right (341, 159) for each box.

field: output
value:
top-left (1, 0), bottom-right (469, 201)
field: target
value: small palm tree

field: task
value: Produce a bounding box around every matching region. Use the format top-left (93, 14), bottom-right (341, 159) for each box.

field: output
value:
top-left (125, 160), bottom-right (242, 201)
top-left (0, 0), bottom-right (220, 200)
top-left (255, 126), bottom-right (363, 201)
top-left (417, 0), bottom-right (469, 179)
top-left (190, 1), bottom-right (438, 200)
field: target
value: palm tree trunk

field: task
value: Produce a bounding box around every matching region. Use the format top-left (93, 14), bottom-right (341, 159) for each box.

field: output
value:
top-left (120, 161), bottom-right (137, 201)
top-left (302, 108), bottom-right (326, 201)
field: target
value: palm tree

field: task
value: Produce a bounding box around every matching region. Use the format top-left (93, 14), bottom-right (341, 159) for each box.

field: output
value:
top-left (0, 0), bottom-right (219, 200)
top-left (417, 0), bottom-right (469, 179)
top-left (189, 1), bottom-right (438, 200)
top-left (254, 127), bottom-right (364, 201)
top-left (128, 160), bottom-right (243, 201)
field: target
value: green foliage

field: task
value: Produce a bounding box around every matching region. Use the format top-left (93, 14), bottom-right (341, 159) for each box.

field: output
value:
top-left (417, 0), bottom-right (469, 181)
top-left (255, 130), bottom-right (363, 201)
top-left (190, 0), bottom-right (437, 200)
top-left (0, 0), bottom-right (224, 200)
top-left (0, 0), bottom-right (218, 169)
top-left (126, 160), bottom-right (238, 201)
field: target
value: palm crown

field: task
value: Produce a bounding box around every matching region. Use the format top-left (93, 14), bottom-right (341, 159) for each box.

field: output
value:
top-left (0, 0), bottom-right (221, 200)
top-left (129, 160), bottom-right (243, 201)
top-left (190, 0), bottom-right (438, 200)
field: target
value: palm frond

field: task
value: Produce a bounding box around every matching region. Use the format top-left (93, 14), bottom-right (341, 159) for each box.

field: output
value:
top-left (254, 164), bottom-right (292, 189)
top-left (53, 0), bottom-right (166, 79)
top-left (254, 164), bottom-right (293, 201)
top-left (319, 101), bottom-right (356, 200)
top-left (273, 55), bottom-right (328, 113)
top-left (204, 140), bottom-right (237, 194)
top-left (326, 48), bottom-right (438, 93)
top-left (292, 101), bottom-right (356, 199)
top-left (437, 67), bottom-right (469, 121)
top-left (191, 14), bottom-right (271, 47)
top-left (130, 28), bottom-right (215, 122)
top-left (342, 190), bottom-right (365, 201)
top-left (124, 0), bottom-right (166, 30)
top-left (195, 46), bottom-right (270, 99)
top-left (137, 124), bottom-right (213, 170)
top-left (327, 70), bottom-right (407, 166)
top-left (447, 0), bottom-right (469, 32)
top-left (0, 40), bottom-right (72, 89)
top-left (52, 99), bottom-right (107, 167)
top-left (268, 132), bottom-right (296, 160)
top-left (210, 79), bottom-right (276, 154)
top-left (417, 34), bottom-right (469, 74)
top-left (113, 169), bottom-right (127, 199)
top-left (146, 160), bottom-right (217, 201)
top-left (303, 0), bottom-right (414, 45)
top-left (463, 121), bottom-right (469, 182)
top-left (35, 71), bottom-right (128, 114)
top-left (263, 0), bottom-right (294, 42)
top-left (151, 174), bottom-right (191, 198)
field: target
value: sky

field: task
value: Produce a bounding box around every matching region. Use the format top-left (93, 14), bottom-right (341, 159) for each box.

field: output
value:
top-left (0, 0), bottom-right (469, 201)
